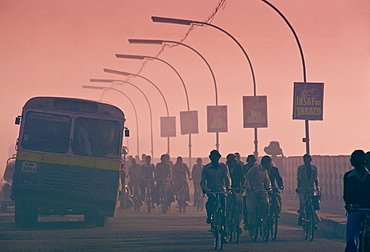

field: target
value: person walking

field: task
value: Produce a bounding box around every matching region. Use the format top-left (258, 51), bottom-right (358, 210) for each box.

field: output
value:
top-left (192, 158), bottom-right (203, 206)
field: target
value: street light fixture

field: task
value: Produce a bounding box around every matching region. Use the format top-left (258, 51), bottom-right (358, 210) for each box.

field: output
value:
top-left (89, 79), bottom-right (155, 159)
top-left (260, 0), bottom-right (310, 154)
top-left (128, 39), bottom-right (221, 151)
top-left (103, 68), bottom-right (171, 155)
top-left (82, 85), bottom-right (140, 156)
top-left (151, 16), bottom-right (260, 157)
top-left (115, 53), bottom-right (193, 167)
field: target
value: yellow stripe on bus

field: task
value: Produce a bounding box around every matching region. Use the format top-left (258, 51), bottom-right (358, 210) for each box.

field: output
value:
top-left (17, 151), bottom-right (121, 171)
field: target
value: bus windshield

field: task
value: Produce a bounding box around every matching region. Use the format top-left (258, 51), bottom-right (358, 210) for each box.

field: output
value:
top-left (21, 112), bottom-right (71, 153)
top-left (72, 117), bottom-right (121, 158)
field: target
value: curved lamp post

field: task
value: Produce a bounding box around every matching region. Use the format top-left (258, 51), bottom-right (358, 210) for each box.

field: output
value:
top-left (260, 0), bottom-right (310, 154)
top-left (115, 54), bottom-right (193, 167)
top-left (151, 16), bottom-right (259, 157)
top-left (103, 68), bottom-right (171, 155)
top-left (128, 38), bottom-right (221, 151)
top-left (89, 79), bottom-right (154, 159)
top-left (83, 85), bottom-right (140, 156)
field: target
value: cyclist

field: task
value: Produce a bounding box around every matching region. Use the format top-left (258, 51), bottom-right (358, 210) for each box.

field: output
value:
top-left (127, 158), bottom-right (142, 200)
top-left (192, 158), bottom-right (203, 206)
top-left (226, 153), bottom-right (245, 233)
top-left (140, 155), bottom-right (155, 205)
top-left (172, 156), bottom-right (191, 206)
top-left (242, 154), bottom-right (257, 230)
top-left (343, 150), bottom-right (370, 252)
top-left (200, 150), bottom-right (231, 224)
top-left (296, 154), bottom-right (320, 226)
top-left (245, 158), bottom-right (271, 237)
top-left (155, 154), bottom-right (172, 206)
top-left (263, 156), bottom-right (284, 216)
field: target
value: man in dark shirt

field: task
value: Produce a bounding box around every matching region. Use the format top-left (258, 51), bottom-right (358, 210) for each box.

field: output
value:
top-left (343, 149), bottom-right (370, 252)
top-left (200, 150), bottom-right (231, 224)
top-left (262, 156), bottom-right (284, 215)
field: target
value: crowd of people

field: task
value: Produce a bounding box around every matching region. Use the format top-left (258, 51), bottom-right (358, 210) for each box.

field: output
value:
top-left (121, 149), bottom-right (370, 251)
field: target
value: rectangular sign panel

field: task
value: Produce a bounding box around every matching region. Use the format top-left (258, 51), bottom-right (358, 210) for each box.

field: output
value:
top-left (160, 116), bottom-right (176, 137)
top-left (293, 82), bottom-right (324, 120)
top-left (243, 96), bottom-right (268, 128)
top-left (180, 110), bottom-right (199, 135)
top-left (207, 105), bottom-right (228, 132)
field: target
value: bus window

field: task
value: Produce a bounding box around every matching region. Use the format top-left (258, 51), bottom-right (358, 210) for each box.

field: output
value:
top-left (73, 117), bottom-right (120, 158)
top-left (21, 112), bottom-right (71, 153)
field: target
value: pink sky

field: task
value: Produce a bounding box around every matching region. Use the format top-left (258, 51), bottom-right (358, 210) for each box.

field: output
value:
top-left (1, 0), bottom-right (369, 173)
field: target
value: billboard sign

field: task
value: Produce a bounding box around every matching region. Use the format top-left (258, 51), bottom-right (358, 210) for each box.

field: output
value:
top-left (207, 105), bottom-right (228, 132)
top-left (160, 116), bottom-right (176, 137)
top-left (180, 110), bottom-right (199, 135)
top-left (243, 96), bottom-right (268, 128)
top-left (293, 82), bottom-right (324, 120)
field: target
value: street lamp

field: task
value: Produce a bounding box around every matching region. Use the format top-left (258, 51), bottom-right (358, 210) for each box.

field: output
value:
top-left (103, 68), bottom-right (171, 155)
top-left (115, 53), bottom-right (193, 167)
top-left (151, 16), bottom-right (260, 157)
top-left (82, 85), bottom-right (140, 157)
top-left (88, 79), bottom-right (154, 159)
top-left (260, 0), bottom-right (310, 154)
top-left (128, 39), bottom-right (221, 151)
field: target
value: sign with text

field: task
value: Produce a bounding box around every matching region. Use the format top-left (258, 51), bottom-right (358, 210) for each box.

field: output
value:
top-left (180, 110), bottom-right (199, 135)
top-left (293, 82), bottom-right (324, 120)
top-left (160, 116), bottom-right (176, 137)
top-left (207, 105), bottom-right (228, 132)
top-left (243, 96), bottom-right (268, 128)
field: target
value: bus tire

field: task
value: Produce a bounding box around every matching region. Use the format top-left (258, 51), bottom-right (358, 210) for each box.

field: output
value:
top-left (15, 200), bottom-right (38, 228)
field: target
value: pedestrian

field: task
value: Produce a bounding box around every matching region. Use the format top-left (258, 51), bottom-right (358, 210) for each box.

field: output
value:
top-left (343, 150), bottom-right (370, 252)
top-left (192, 158), bottom-right (203, 206)
top-left (200, 150), bottom-right (231, 224)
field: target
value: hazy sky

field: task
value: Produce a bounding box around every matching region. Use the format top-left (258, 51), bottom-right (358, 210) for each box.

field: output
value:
top-left (1, 0), bottom-right (369, 173)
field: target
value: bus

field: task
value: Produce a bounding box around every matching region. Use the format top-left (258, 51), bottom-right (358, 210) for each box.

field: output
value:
top-left (11, 97), bottom-right (126, 227)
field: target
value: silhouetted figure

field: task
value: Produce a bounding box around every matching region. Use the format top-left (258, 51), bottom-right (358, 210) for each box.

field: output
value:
top-left (296, 154), bottom-right (321, 226)
top-left (242, 154), bottom-right (256, 230)
top-left (343, 150), bottom-right (370, 252)
top-left (192, 158), bottom-right (203, 206)
top-left (200, 150), bottom-right (231, 224)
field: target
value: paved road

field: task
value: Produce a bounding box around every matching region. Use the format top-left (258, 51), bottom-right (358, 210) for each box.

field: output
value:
top-left (0, 199), bottom-right (345, 252)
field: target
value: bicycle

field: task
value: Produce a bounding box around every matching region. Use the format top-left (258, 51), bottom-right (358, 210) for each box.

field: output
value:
top-left (248, 188), bottom-right (270, 242)
top-left (298, 189), bottom-right (319, 241)
top-left (157, 179), bottom-right (170, 214)
top-left (130, 182), bottom-right (141, 212)
top-left (269, 187), bottom-right (284, 241)
top-left (207, 191), bottom-right (228, 250)
top-left (226, 188), bottom-right (243, 244)
top-left (193, 180), bottom-right (204, 211)
top-left (177, 179), bottom-right (189, 214)
top-left (346, 205), bottom-right (370, 252)
top-left (141, 179), bottom-right (154, 213)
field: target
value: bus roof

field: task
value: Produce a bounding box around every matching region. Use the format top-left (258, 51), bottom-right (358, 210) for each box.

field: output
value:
top-left (23, 97), bottom-right (125, 121)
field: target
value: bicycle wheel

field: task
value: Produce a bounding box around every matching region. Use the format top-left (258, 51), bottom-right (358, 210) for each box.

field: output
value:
top-left (146, 189), bottom-right (152, 213)
top-left (260, 212), bottom-right (270, 242)
top-left (308, 209), bottom-right (315, 241)
top-left (250, 221), bottom-right (259, 241)
top-left (270, 212), bottom-right (278, 241)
